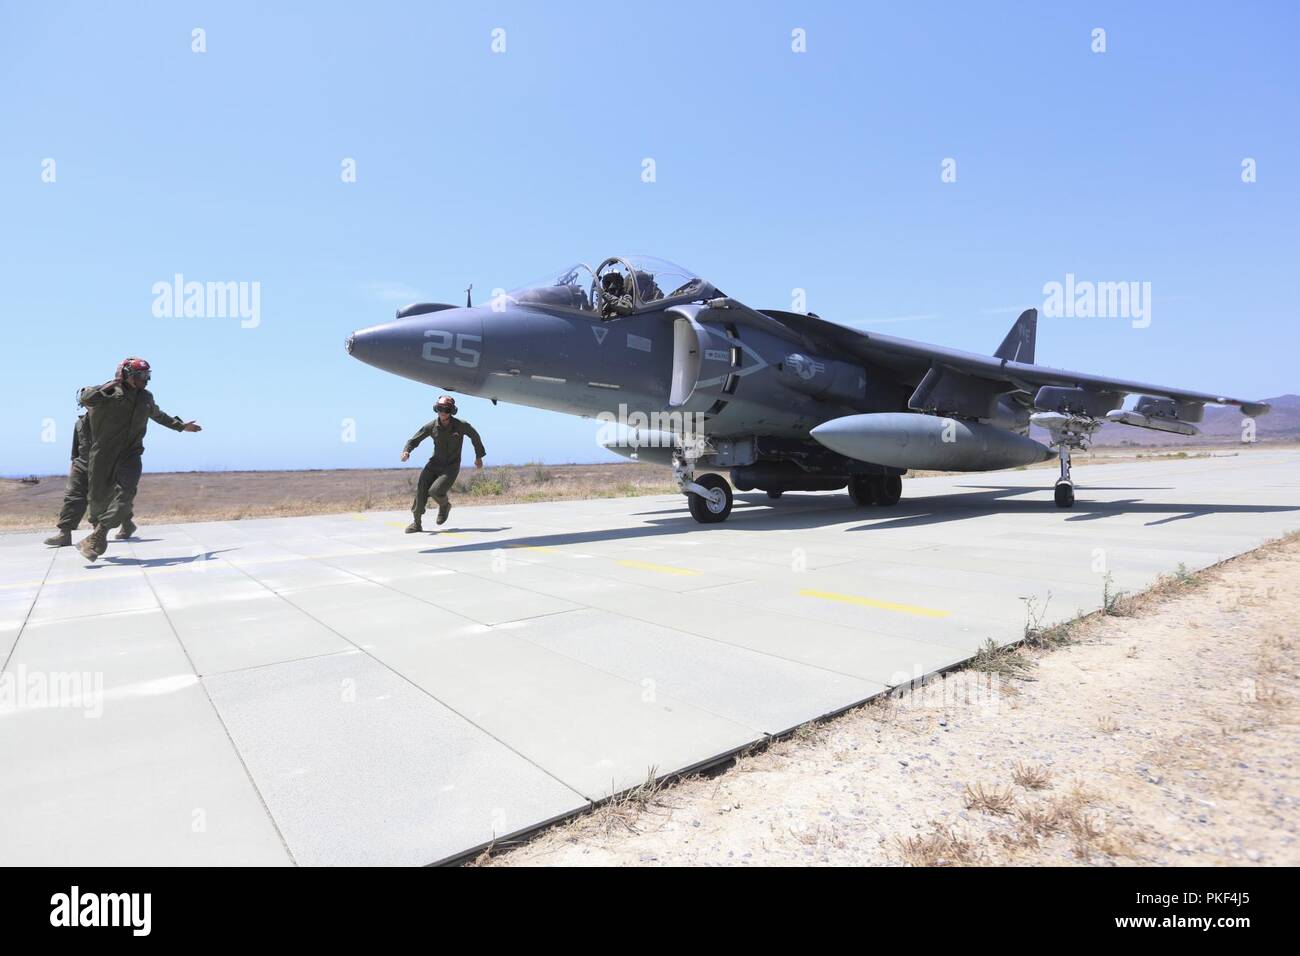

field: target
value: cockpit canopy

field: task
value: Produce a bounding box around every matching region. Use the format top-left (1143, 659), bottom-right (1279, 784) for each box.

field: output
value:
top-left (507, 256), bottom-right (720, 319)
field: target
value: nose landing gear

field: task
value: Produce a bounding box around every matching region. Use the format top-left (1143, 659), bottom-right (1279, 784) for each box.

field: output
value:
top-left (687, 473), bottom-right (734, 523)
top-left (674, 448), bottom-right (734, 524)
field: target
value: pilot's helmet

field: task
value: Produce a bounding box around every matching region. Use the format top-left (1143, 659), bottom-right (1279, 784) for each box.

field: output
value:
top-left (118, 357), bottom-right (151, 386)
top-left (635, 271), bottom-right (661, 301)
top-left (433, 395), bottom-right (458, 415)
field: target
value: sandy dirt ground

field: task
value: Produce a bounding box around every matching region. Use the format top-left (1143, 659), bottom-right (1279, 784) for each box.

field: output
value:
top-left (490, 533), bottom-right (1300, 867)
top-left (1, 445), bottom-right (1267, 533)
top-left (0, 461), bottom-right (677, 531)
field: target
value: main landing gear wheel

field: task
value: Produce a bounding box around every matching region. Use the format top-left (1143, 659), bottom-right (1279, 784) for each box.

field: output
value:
top-left (848, 475), bottom-right (878, 506)
top-left (766, 489), bottom-right (783, 499)
top-left (849, 475), bottom-right (902, 507)
top-left (1054, 481), bottom-right (1075, 508)
top-left (688, 473), bottom-right (733, 524)
top-left (876, 474), bottom-right (902, 506)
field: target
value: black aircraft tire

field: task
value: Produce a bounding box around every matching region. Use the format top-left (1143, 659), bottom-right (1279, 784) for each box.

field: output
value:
top-left (766, 490), bottom-right (783, 500)
top-left (876, 475), bottom-right (903, 506)
top-left (688, 473), bottom-right (733, 523)
top-left (1054, 482), bottom-right (1075, 509)
top-left (848, 475), bottom-right (877, 506)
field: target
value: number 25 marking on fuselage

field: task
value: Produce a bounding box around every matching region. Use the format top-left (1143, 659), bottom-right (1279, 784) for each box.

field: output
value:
top-left (423, 330), bottom-right (482, 368)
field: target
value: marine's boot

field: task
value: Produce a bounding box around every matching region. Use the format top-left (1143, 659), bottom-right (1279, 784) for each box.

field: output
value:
top-left (77, 525), bottom-right (109, 562)
top-left (404, 518), bottom-right (423, 534)
top-left (436, 501), bottom-right (451, 526)
top-left (44, 530), bottom-right (72, 547)
top-left (115, 519), bottom-right (137, 541)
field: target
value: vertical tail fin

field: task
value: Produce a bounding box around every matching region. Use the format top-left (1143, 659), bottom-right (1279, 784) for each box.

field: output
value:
top-left (994, 309), bottom-right (1037, 364)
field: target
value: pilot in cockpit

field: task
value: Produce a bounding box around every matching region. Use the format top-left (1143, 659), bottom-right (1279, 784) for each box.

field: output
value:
top-left (600, 271), bottom-right (633, 318)
top-left (634, 270), bottom-right (662, 303)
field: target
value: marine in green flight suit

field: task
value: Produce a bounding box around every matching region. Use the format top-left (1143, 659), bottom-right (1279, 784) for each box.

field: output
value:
top-left (401, 394), bottom-right (485, 532)
top-left (43, 414), bottom-right (94, 547)
top-left (75, 357), bottom-right (202, 561)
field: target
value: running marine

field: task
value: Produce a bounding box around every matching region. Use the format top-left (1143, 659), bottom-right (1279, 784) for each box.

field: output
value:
top-left (400, 394), bottom-right (485, 532)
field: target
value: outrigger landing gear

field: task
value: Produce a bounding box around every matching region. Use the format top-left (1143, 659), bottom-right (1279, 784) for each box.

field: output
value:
top-left (674, 449), bottom-right (733, 524)
top-left (1054, 443), bottom-right (1075, 509)
top-left (1039, 416), bottom-right (1100, 510)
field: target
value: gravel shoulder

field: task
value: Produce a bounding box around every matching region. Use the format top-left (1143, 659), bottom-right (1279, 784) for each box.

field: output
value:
top-left (490, 534), bottom-right (1300, 866)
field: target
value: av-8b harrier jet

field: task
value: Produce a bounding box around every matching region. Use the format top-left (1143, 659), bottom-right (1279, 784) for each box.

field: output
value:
top-left (346, 255), bottom-right (1270, 524)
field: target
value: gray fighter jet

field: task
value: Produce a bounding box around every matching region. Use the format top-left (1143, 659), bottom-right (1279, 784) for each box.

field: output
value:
top-left (346, 255), bottom-right (1270, 523)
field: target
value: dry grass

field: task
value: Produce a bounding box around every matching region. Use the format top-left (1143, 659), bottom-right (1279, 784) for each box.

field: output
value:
top-left (1000, 780), bottom-right (1139, 859)
top-left (1100, 574), bottom-right (1127, 616)
top-left (1104, 559), bottom-right (1213, 617)
top-left (1022, 594), bottom-right (1078, 649)
top-left (591, 766), bottom-right (665, 836)
top-left (465, 839), bottom-right (496, 867)
top-left (966, 638), bottom-right (1035, 679)
top-left (964, 781), bottom-right (1015, 815)
top-left (960, 771), bottom-right (1136, 860)
top-left (897, 825), bottom-right (984, 866)
top-left (1017, 790), bottom-right (1084, 838)
top-left (1011, 761), bottom-right (1052, 790)
top-left (726, 741), bottom-right (766, 774)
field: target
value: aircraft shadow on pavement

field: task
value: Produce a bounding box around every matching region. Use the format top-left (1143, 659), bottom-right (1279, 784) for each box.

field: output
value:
top-left (839, 486), bottom-right (1299, 531)
top-left (424, 527), bottom-right (511, 534)
top-left (956, 484), bottom-right (1176, 492)
top-left (629, 486), bottom-right (1173, 518)
top-left (99, 548), bottom-right (238, 569)
top-left (424, 485), bottom-right (1300, 555)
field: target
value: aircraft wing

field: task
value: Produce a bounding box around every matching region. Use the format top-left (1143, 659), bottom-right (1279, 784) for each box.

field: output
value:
top-left (749, 305), bottom-right (1271, 417)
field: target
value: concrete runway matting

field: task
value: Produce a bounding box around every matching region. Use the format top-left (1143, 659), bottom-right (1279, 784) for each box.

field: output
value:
top-left (2, 450), bottom-right (1298, 865)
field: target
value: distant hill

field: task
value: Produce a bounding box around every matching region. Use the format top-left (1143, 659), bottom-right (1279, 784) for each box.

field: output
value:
top-left (1030, 394), bottom-right (1300, 447)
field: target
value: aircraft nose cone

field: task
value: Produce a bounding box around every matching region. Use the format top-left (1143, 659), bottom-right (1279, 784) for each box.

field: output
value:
top-left (346, 309), bottom-right (486, 393)
top-left (344, 325), bottom-right (385, 364)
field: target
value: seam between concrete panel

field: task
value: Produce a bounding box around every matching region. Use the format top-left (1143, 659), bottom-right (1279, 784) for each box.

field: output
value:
top-left (0, 546), bottom-right (59, 675)
top-left (172, 528), bottom-right (594, 808)
top-left (127, 537), bottom-right (300, 867)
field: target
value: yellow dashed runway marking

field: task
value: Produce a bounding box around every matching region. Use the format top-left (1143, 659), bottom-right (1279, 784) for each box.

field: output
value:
top-left (798, 588), bottom-right (950, 619)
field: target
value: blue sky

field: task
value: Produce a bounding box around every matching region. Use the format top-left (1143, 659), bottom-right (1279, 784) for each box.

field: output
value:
top-left (2, 1), bottom-right (1296, 475)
